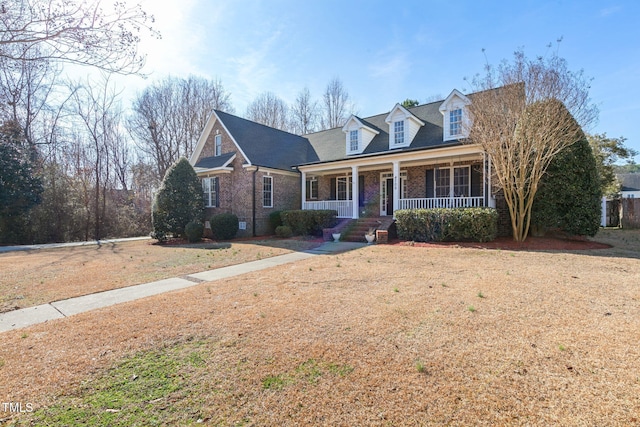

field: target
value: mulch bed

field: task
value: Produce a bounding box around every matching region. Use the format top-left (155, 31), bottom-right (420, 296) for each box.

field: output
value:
top-left (390, 235), bottom-right (611, 251)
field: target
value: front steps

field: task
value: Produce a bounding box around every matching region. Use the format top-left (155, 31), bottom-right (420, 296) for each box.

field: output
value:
top-left (339, 217), bottom-right (395, 243)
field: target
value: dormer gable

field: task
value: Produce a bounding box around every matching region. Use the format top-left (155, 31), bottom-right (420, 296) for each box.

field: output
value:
top-left (384, 104), bottom-right (425, 149)
top-left (439, 89), bottom-right (471, 141)
top-left (342, 115), bottom-right (380, 155)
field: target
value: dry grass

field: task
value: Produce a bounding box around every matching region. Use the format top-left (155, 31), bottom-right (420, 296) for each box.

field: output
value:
top-left (0, 238), bottom-right (321, 313)
top-left (1, 230), bottom-right (639, 425)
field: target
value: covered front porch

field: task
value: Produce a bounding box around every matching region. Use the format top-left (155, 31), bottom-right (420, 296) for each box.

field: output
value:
top-left (299, 144), bottom-right (494, 219)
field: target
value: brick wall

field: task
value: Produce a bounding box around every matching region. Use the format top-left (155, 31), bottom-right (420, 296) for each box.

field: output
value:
top-left (197, 117), bottom-right (301, 237)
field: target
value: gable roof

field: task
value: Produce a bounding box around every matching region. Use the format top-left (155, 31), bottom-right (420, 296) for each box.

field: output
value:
top-left (194, 152), bottom-right (235, 170)
top-left (214, 110), bottom-right (319, 171)
top-left (304, 100), bottom-right (451, 164)
top-left (342, 115), bottom-right (382, 134)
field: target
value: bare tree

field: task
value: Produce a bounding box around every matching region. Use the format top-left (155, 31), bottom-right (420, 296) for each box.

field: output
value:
top-left (128, 75), bottom-right (233, 181)
top-left (467, 50), bottom-right (598, 241)
top-left (0, 45), bottom-right (63, 146)
top-left (69, 74), bottom-right (127, 239)
top-left (0, 0), bottom-right (158, 75)
top-left (245, 91), bottom-right (289, 131)
top-left (289, 87), bottom-right (319, 135)
top-left (320, 77), bottom-right (352, 130)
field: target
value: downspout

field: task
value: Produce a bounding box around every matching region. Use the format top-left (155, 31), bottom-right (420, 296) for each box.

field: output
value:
top-left (252, 166), bottom-right (259, 237)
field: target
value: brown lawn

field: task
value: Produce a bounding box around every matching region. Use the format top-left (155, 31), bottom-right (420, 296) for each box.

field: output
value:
top-left (0, 238), bottom-right (321, 313)
top-left (1, 229), bottom-right (639, 425)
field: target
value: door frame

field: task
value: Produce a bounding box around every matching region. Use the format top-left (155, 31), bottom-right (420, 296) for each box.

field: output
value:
top-left (380, 171), bottom-right (407, 216)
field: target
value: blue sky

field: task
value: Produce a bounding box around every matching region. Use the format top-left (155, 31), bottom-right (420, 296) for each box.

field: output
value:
top-left (124, 0), bottom-right (640, 160)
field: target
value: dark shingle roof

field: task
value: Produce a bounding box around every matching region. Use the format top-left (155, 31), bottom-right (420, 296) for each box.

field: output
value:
top-left (304, 100), bottom-right (454, 164)
top-left (216, 110), bottom-right (318, 170)
top-left (194, 152), bottom-right (235, 169)
top-left (618, 173), bottom-right (640, 192)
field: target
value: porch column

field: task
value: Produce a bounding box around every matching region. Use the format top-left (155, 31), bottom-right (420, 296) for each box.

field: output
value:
top-left (351, 165), bottom-right (359, 219)
top-left (488, 155), bottom-right (495, 208)
top-left (301, 170), bottom-right (306, 209)
top-left (392, 160), bottom-right (400, 217)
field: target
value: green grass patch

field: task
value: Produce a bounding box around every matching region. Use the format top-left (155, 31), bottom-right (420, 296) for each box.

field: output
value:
top-left (15, 339), bottom-right (211, 426)
top-left (262, 359), bottom-right (354, 391)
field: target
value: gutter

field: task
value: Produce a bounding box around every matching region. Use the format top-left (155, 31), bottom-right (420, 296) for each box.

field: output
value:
top-left (252, 166), bottom-right (259, 237)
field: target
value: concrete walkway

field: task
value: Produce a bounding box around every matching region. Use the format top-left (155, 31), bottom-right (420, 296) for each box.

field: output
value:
top-left (0, 241), bottom-right (366, 332)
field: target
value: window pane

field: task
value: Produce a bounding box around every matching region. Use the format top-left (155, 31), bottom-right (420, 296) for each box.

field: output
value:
top-left (215, 135), bottom-right (222, 156)
top-left (435, 169), bottom-right (450, 197)
top-left (453, 167), bottom-right (469, 197)
top-left (350, 130), bottom-right (358, 151)
top-left (263, 176), bottom-right (273, 207)
top-left (394, 120), bottom-right (404, 144)
top-left (450, 109), bottom-right (462, 136)
top-left (202, 178), bottom-right (210, 206)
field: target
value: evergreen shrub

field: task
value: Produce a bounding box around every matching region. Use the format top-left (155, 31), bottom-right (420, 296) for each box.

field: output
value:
top-left (395, 208), bottom-right (498, 242)
top-left (210, 213), bottom-right (239, 240)
top-left (280, 210), bottom-right (337, 236)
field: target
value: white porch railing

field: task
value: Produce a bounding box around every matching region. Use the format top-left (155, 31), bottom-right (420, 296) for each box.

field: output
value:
top-left (303, 200), bottom-right (353, 218)
top-left (399, 197), bottom-right (485, 210)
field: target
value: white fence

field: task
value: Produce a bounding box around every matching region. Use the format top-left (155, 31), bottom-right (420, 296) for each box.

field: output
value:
top-left (398, 197), bottom-right (485, 210)
top-left (303, 200), bottom-right (353, 218)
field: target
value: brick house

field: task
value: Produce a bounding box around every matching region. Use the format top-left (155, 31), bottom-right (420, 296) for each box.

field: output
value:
top-left (190, 89), bottom-right (499, 237)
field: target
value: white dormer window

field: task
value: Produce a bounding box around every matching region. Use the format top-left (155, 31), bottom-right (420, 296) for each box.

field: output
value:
top-left (440, 89), bottom-right (471, 141)
top-left (349, 130), bottom-right (359, 152)
top-left (385, 104), bottom-right (425, 150)
top-left (343, 115), bottom-right (379, 155)
top-left (393, 120), bottom-right (405, 145)
top-left (449, 109), bottom-right (462, 136)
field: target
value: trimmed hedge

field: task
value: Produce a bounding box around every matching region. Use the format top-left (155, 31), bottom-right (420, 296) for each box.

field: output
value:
top-left (210, 213), bottom-right (239, 240)
top-left (184, 220), bottom-right (204, 243)
top-left (269, 210), bottom-right (283, 234)
top-left (395, 208), bottom-right (498, 242)
top-left (280, 210), bottom-right (337, 236)
top-left (275, 225), bottom-right (293, 238)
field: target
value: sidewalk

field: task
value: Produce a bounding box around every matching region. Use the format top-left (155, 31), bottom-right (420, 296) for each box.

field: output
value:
top-left (0, 241), bottom-right (366, 332)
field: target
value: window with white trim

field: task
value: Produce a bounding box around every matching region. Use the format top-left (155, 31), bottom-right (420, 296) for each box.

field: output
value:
top-left (305, 177), bottom-right (318, 200)
top-left (214, 134), bottom-right (222, 156)
top-left (453, 166), bottom-right (470, 197)
top-left (393, 120), bottom-right (405, 145)
top-left (202, 177), bottom-right (219, 207)
top-left (435, 169), bottom-right (450, 197)
top-left (432, 166), bottom-right (471, 198)
top-left (349, 130), bottom-right (359, 152)
top-left (336, 176), bottom-right (352, 200)
top-left (263, 176), bottom-right (273, 208)
top-left (449, 109), bottom-right (462, 137)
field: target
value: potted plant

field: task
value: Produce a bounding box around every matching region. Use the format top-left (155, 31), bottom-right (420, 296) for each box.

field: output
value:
top-left (332, 232), bottom-right (341, 242)
top-left (364, 228), bottom-right (376, 244)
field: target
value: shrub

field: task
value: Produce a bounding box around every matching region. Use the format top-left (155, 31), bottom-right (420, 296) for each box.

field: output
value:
top-left (280, 210), bottom-right (337, 236)
top-left (269, 210), bottom-right (283, 234)
top-left (152, 157), bottom-right (204, 241)
top-left (532, 136), bottom-right (601, 236)
top-left (210, 213), bottom-right (239, 240)
top-left (184, 221), bottom-right (204, 243)
top-left (275, 225), bottom-right (293, 238)
top-left (395, 208), bottom-right (498, 242)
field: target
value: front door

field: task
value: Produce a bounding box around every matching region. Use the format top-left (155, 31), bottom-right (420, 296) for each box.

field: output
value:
top-left (380, 171), bottom-right (407, 216)
top-left (386, 178), bottom-right (394, 216)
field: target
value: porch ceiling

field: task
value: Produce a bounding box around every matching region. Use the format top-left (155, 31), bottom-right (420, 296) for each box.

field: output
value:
top-left (299, 144), bottom-right (484, 176)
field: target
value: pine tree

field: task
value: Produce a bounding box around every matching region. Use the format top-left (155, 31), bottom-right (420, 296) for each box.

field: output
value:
top-left (151, 157), bottom-right (204, 241)
top-left (0, 120), bottom-right (43, 243)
